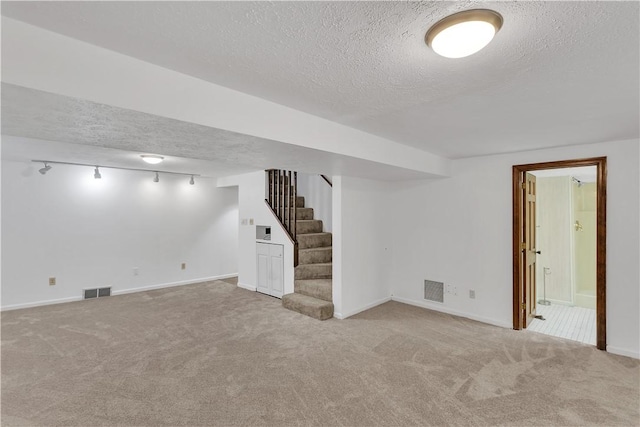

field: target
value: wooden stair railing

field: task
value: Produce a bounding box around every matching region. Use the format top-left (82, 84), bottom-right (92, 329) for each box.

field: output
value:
top-left (265, 169), bottom-right (298, 266)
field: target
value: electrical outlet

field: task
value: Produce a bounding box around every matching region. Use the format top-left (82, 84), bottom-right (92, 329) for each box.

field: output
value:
top-left (469, 289), bottom-right (476, 299)
top-left (241, 219), bottom-right (248, 225)
top-left (49, 277), bottom-right (56, 286)
top-left (133, 267), bottom-right (139, 276)
top-left (249, 218), bottom-right (254, 225)
top-left (181, 263), bottom-right (186, 270)
top-left (453, 286), bottom-right (458, 296)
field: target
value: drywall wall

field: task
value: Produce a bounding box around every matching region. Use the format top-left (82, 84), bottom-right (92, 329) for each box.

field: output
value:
top-left (333, 176), bottom-right (392, 318)
top-left (389, 138), bottom-right (640, 359)
top-left (1, 157), bottom-right (239, 310)
top-left (218, 171), bottom-right (295, 295)
top-left (297, 173), bottom-right (332, 233)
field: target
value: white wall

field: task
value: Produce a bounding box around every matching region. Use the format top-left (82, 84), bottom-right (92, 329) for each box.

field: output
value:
top-left (296, 173), bottom-right (332, 232)
top-left (389, 139), bottom-right (640, 359)
top-left (1, 158), bottom-right (239, 310)
top-left (333, 176), bottom-right (392, 318)
top-left (218, 171), bottom-right (295, 295)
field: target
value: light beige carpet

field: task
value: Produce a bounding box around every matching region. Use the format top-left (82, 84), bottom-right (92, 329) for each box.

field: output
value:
top-left (2, 280), bottom-right (638, 426)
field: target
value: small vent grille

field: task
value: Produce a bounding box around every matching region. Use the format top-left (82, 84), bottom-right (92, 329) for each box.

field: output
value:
top-left (83, 287), bottom-right (111, 300)
top-left (424, 280), bottom-right (444, 303)
top-left (83, 289), bottom-right (98, 299)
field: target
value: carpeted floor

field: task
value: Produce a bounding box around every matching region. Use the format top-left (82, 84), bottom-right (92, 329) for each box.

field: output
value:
top-left (2, 280), bottom-right (638, 426)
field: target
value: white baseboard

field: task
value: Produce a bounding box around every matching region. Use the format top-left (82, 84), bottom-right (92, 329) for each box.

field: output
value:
top-left (607, 345), bottom-right (640, 360)
top-left (237, 282), bottom-right (257, 292)
top-left (1, 295), bottom-right (83, 311)
top-left (334, 296), bottom-right (392, 320)
top-left (391, 296), bottom-right (512, 329)
top-left (1, 274), bottom-right (238, 311)
top-left (112, 274), bottom-right (237, 296)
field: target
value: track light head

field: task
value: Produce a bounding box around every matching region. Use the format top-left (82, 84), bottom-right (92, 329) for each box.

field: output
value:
top-left (39, 163), bottom-right (52, 175)
top-left (94, 167), bottom-right (102, 179)
top-left (153, 172), bottom-right (160, 183)
top-left (189, 175), bottom-right (195, 185)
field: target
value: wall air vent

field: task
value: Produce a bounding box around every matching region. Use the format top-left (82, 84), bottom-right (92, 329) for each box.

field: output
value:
top-left (83, 287), bottom-right (112, 300)
top-left (424, 280), bottom-right (444, 303)
top-left (83, 288), bottom-right (98, 299)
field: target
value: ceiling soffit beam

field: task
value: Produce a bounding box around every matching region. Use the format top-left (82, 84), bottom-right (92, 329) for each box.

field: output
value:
top-left (1, 18), bottom-right (450, 178)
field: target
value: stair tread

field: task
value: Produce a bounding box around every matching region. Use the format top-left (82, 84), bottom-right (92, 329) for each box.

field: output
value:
top-left (282, 293), bottom-right (333, 309)
top-left (298, 232), bottom-right (331, 237)
top-left (284, 292), bottom-right (332, 305)
top-left (282, 293), bottom-right (334, 320)
top-left (299, 247), bottom-right (332, 252)
top-left (295, 278), bottom-right (332, 284)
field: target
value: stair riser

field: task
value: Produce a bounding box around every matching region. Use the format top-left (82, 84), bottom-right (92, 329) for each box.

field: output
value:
top-left (299, 248), bottom-right (332, 264)
top-left (282, 296), bottom-right (334, 320)
top-left (295, 264), bottom-right (332, 280)
top-left (298, 233), bottom-right (332, 249)
top-left (297, 220), bottom-right (323, 234)
top-left (295, 281), bottom-right (332, 302)
top-left (297, 208), bottom-right (314, 220)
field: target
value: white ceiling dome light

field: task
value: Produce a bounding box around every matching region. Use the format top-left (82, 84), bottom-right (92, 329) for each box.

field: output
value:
top-left (426, 9), bottom-right (503, 59)
top-left (140, 154), bottom-right (164, 164)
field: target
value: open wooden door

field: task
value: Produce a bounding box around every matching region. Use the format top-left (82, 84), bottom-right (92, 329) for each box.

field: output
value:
top-left (523, 173), bottom-right (537, 327)
top-left (513, 157), bottom-right (606, 350)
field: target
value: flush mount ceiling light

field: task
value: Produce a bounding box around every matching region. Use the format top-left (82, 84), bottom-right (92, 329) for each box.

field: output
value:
top-left (140, 155), bottom-right (164, 165)
top-left (425, 9), bottom-right (503, 59)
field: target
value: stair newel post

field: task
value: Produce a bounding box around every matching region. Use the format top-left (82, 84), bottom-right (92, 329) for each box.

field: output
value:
top-left (293, 171), bottom-right (298, 267)
top-left (266, 170), bottom-right (271, 207)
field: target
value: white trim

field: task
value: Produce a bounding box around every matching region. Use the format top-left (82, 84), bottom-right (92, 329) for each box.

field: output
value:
top-left (112, 274), bottom-right (237, 296)
top-left (1, 295), bottom-right (83, 311)
top-left (334, 296), bottom-right (391, 320)
top-left (237, 282), bottom-right (257, 292)
top-left (607, 346), bottom-right (640, 360)
top-left (391, 296), bottom-right (512, 329)
top-left (1, 274), bottom-right (238, 311)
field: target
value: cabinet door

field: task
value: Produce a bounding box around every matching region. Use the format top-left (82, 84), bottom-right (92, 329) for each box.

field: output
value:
top-left (269, 244), bottom-right (284, 298)
top-left (256, 243), bottom-right (270, 295)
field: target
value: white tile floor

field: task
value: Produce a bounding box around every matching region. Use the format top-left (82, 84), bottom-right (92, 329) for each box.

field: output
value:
top-left (527, 303), bottom-right (596, 345)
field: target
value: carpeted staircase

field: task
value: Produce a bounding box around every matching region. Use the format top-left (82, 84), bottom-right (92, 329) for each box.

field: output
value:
top-left (282, 196), bottom-right (334, 320)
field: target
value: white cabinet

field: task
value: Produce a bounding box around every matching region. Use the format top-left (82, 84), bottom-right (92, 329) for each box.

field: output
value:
top-left (256, 242), bottom-right (284, 298)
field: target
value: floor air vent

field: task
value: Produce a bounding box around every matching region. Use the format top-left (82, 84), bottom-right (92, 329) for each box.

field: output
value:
top-left (424, 280), bottom-right (444, 303)
top-left (83, 287), bottom-right (111, 300)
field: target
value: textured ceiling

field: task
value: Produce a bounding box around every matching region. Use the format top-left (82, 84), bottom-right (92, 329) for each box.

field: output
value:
top-left (3, 1), bottom-right (638, 158)
top-left (1, 84), bottom-right (431, 181)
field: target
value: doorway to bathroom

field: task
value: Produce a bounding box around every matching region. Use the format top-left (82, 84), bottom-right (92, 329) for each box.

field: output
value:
top-left (512, 157), bottom-right (607, 350)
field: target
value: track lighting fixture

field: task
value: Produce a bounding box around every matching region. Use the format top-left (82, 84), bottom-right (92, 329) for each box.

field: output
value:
top-left (31, 160), bottom-right (200, 183)
top-left (39, 163), bottom-right (52, 175)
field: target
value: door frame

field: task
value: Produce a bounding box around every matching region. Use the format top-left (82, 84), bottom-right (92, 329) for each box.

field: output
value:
top-left (512, 157), bottom-right (607, 350)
